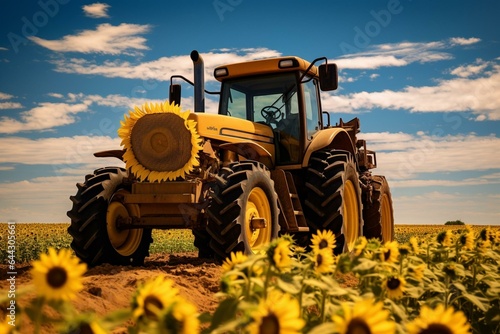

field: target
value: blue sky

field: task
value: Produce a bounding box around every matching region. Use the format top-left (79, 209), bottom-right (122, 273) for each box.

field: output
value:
top-left (0, 0), bottom-right (499, 224)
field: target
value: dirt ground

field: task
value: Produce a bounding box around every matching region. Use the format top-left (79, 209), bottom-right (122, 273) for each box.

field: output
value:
top-left (0, 252), bottom-right (221, 333)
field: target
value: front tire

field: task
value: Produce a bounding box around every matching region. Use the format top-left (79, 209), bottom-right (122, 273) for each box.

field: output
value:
top-left (67, 167), bottom-right (152, 267)
top-left (207, 161), bottom-right (279, 261)
top-left (304, 150), bottom-right (363, 254)
top-left (362, 175), bottom-right (394, 242)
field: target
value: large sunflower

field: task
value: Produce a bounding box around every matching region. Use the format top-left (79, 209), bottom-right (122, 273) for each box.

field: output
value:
top-left (332, 298), bottom-right (395, 334)
top-left (30, 248), bottom-right (87, 301)
top-left (118, 101), bottom-right (203, 182)
top-left (406, 304), bottom-right (470, 334)
top-left (132, 275), bottom-right (179, 321)
top-left (247, 290), bottom-right (305, 334)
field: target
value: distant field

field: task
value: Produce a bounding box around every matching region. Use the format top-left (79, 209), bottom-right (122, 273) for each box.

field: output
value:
top-left (1, 222), bottom-right (498, 263)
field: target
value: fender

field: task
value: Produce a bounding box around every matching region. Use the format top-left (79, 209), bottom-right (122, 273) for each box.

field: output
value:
top-left (302, 128), bottom-right (355, 167)
top-left (219, 141), bottom-right (274, 169)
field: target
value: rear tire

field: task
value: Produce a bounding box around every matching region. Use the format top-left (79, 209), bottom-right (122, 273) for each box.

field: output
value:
top-left (362, 175), bottom-right (394, 242)
top-left (304, 150), bottom-right (363, 254)
top-left (67, 167), bottom-right (152, 267)
top-left (206, 161), bottom-right (279, 261)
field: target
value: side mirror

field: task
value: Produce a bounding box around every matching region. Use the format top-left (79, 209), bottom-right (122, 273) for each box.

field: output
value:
top-left (322, 111), bottom-right (331, 127)
top-left (318, 63), bottom-right (338, 91)
top-left (169, 84), bottom-right (181, 106)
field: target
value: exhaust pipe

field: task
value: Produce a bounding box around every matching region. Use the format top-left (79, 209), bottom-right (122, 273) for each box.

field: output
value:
top-left (190, 50), bottom-right (205, 112)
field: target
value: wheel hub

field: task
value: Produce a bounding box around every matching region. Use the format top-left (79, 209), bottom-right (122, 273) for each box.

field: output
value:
top-left (106, 192), bottom-right (143, 256)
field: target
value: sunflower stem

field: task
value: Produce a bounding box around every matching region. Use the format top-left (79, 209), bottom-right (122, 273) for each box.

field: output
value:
top-left (263, 264), bottom-right (272, 300)
top-left (33, 297), bottom-right (44, 334)
top-left (320, 290), bottom-right (327, 323)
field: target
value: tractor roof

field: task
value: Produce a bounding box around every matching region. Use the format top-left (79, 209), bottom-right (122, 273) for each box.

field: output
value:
top-left (213, 56), bottom-right (318, 81)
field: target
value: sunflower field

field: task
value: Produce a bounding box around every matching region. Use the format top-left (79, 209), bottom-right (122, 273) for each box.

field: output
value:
top-left (1, 224), bottom-right (499, 333)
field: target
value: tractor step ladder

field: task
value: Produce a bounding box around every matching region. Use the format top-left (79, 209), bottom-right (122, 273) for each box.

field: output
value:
top-left (272, 169), bottom-right (309, 233)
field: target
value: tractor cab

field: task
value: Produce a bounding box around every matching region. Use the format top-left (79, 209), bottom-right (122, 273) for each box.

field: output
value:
top-left (213, 56), bottom-right (338, 165)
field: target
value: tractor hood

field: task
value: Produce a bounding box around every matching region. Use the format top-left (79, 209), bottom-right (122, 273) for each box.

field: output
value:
top-left (189, 113), bottom-right (275, 148)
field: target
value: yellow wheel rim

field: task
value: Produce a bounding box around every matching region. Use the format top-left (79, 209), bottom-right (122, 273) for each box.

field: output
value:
top-left (380, 193), bottom-right (393, 241)
top-left (342, 180), bottom-right (359, 251)
top-left (245, 187), bottom-right (272, 254)
top-left (106, 194), bottom-right (143, 257)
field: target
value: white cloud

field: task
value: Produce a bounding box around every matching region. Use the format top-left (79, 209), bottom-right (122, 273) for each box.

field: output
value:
top-left (0, 92), bottom-right (14, 100)
top-left (0, 175), bottom-right (85, 222)
top-left (0, 92), bottom-right (23, 109)
top-left (324, 62), bottom-right (500, 120)
top-left (0, 136), bottom-right (122, 166)
top-left (0, 102), bottom-right (23, 109)
top-left (0, 102), bottom-right (90, 133)
top-left (394, 192), bottom-right (498, 225)
top-left (450, 59), bottom-right (488, 78)
top-left (50, 48), bottom-right (282, 82)
top-left (337, 55), bottom-right (407, 69)
top-left (29, 23), bottom-right (150, 55)
top-left (336, 37), bottom-right (481, 70)
top-left (336, 40), bottom-right (456, 70)
top-left (83, 3), bottom-right (110, 18)
top-left (450, 37), bottom-right (481, 46)
top-left (358, 132), bottom-right (500, 180)
top-left (390, 172), bottom-right (500, 188)
top-left (48, 92), bottom-right (64, 99)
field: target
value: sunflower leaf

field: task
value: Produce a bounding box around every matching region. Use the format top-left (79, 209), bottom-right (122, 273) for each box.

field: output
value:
top-left (207, 297), bottom-right (239, 331)
top-left (463, 293), bottom-right (488, 312)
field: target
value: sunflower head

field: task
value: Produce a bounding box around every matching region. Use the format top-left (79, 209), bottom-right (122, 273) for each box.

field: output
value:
top-left (118, 101), bottom-right (203, 182)
top-left (332, 298), bottom-right (395, 334)
top-left (313, 247), bottom-right (335, 274)
top-left (247, 290), bottom-right (305, 334)
top-left (406, 304), bottom-right (470, 334)
top-left (353, 236), bottom-right (368, 256)
top-left (380, 241), bottom-right (400, 263)
top-left (221, 251), bottom-right (248, 280)
top-left (311, 230), bottom-right (336, 252)
top-left (437, 230), bottom-right (453, 247)
top-left (408, 263), bottom-right (426, 282)
top-left (158, 297), bottom-right (200, 334)
top-left (384, 276), bottom-right (406, 299)
top-left (267, 239), bottom-right (292, 272)
top-left (409, 236), bottom-right (421, 254)
top-left (132, 275), bottom-right (179, 322)
top-left (30, 248), bottom-right (87, 301)
top-left (458, 231), bottom-right (475, 251)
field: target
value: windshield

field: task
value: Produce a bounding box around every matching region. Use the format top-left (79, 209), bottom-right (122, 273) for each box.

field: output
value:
top-left (219, 72), bottom-right (303, 164)
top-left (219, 73), bottom-right (299, 127)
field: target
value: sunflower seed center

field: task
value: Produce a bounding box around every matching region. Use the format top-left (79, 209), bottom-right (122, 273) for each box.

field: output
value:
top-left (319, 239), bottom-right (329, 249)
top-left (420, 324), bottom-right (453, 334)
top-left (387, 277), bottom-right (401, 290)
top-left (259, 313), bottom-right (280, 334)
top-left (47, 266), bottom-right (68, 288)
top-left (316, 253), bottom-right (324, 267)
top-left (144, 295), bottom-right (163, 319)
top-left (346, 317), bottom-right (371, 334)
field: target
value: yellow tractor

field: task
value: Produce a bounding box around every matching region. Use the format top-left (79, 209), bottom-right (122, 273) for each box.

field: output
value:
top-left (67, 50), bottom-right (394, 266)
